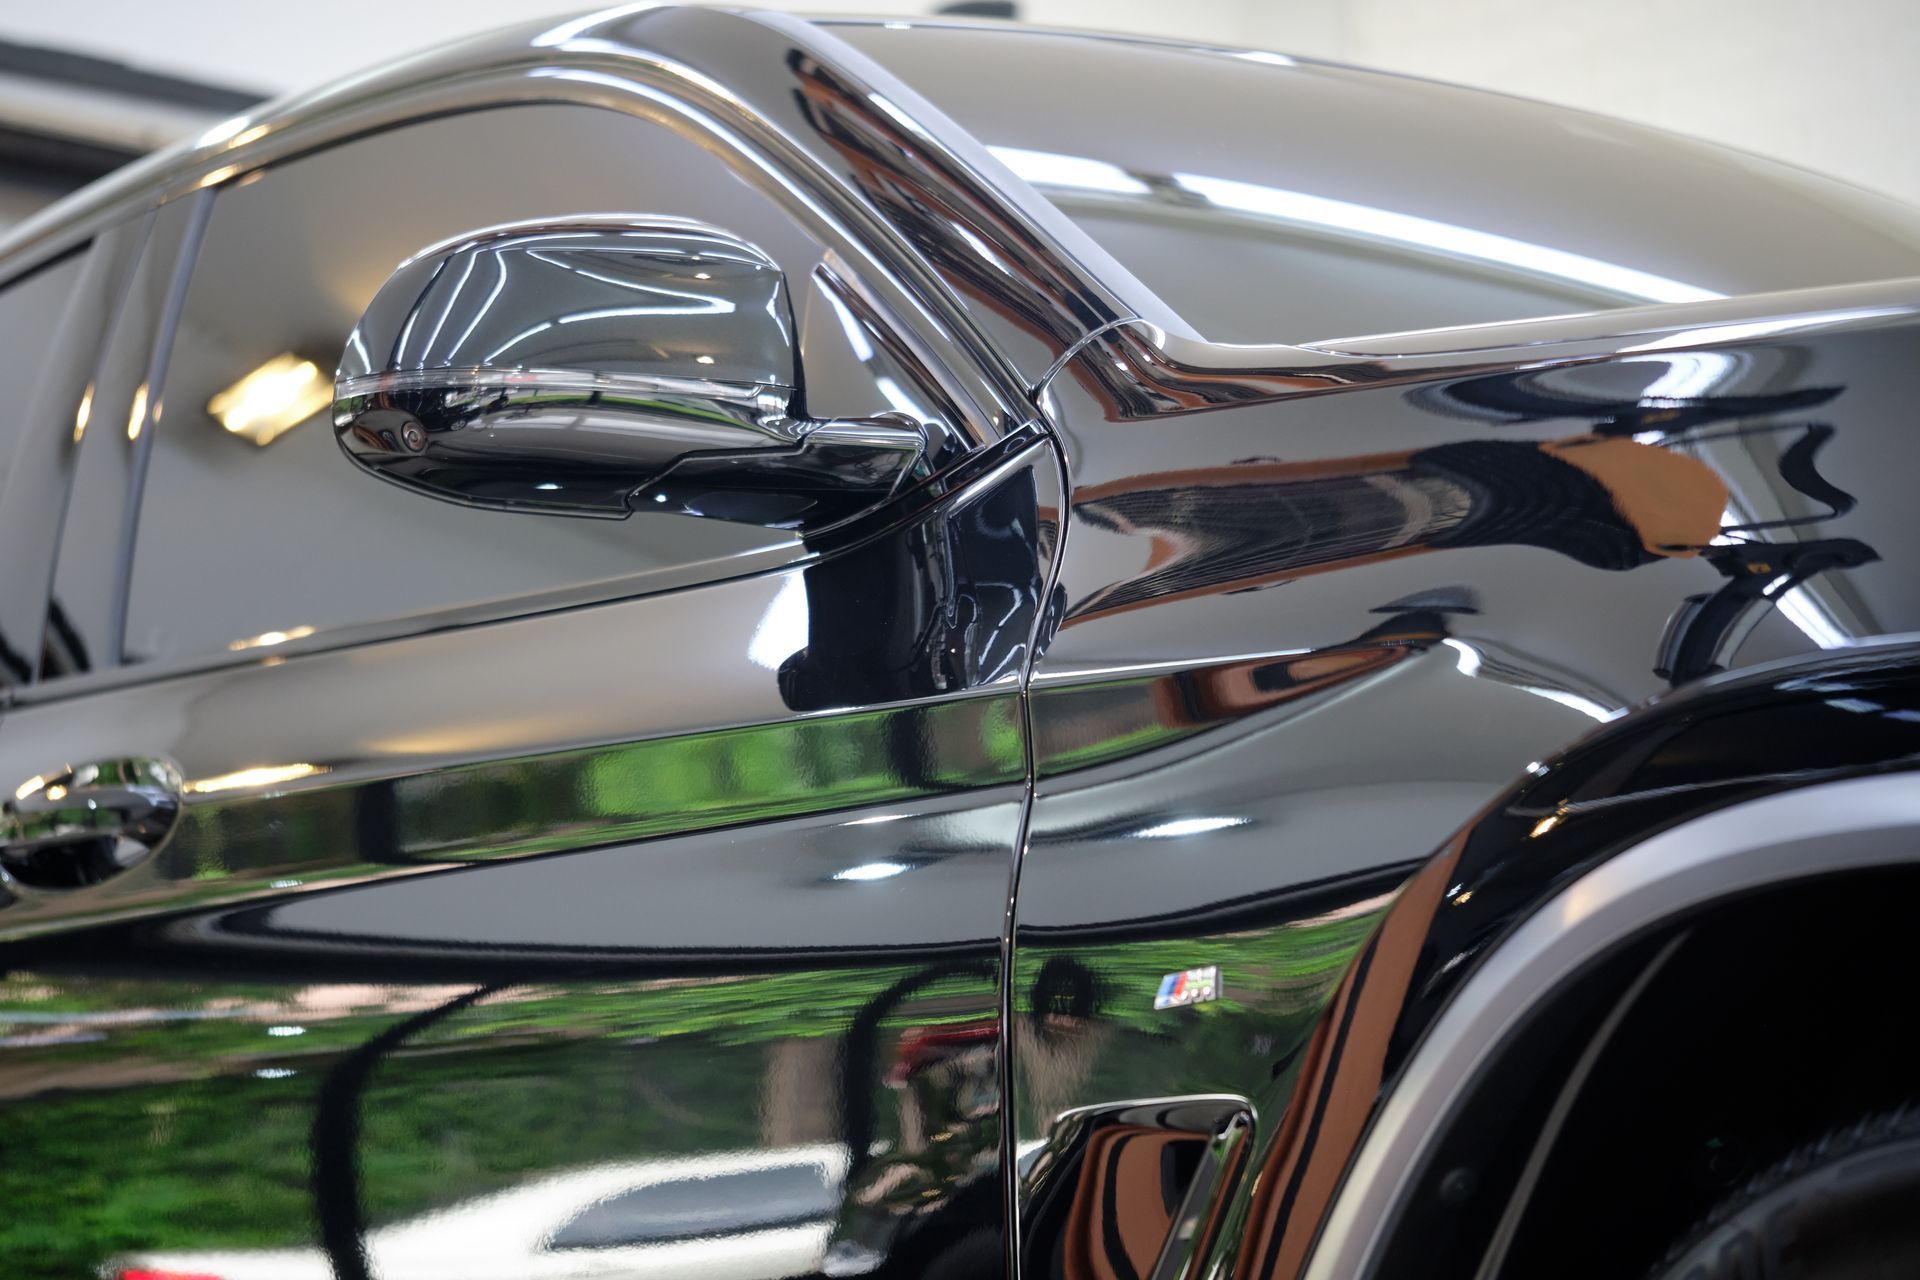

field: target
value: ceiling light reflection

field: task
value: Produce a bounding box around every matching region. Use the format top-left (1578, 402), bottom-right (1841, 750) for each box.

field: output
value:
top-left (1622, 351), bottom-right (1740, 401)
top-left (819, 283), bottom-right (877, 363)
top-left (747, 575), bottom-right (810, 671)
top-left (1444, 639), bottom-right (1619, 720)
top-left (1527, 687), bottom-right (1619, 722)
top-left (833, 860), bottom-right (912, 882)
top-left (196, 114), bottom-right (253, 147)
top-left (228, 624), bottom-right (317, 652)
top-left (552, 295), bottom-right (734, 325)
top-left (1443, 637), bottom-right (1482, 676)
top-left (1174, 172), bottom-right (1720, 304)
top-left (988, 143), bottom-right (1722, 304)
top-left (1621, 307), bottom-right (1910, 353)
top-left (208, 354), bottom-right (329, 446)
top-left (531, 3), bottom-right (655, 46)
top-left (1135, 816), bottom-right (1251, 839)
top-left (126, 382), bottom-right (148, 440)
top-left (989, 145), bottom-right (1151, 196)
top-left (1775, 584), bottom-right (1853, 649)
top-left (184, 763), bottom-right (327, 795)
top-left (1718, 496), bottom-right (1857, 649)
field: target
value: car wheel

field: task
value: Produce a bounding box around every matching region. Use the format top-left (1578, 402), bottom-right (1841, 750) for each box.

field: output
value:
top-left (1649, 1107), bottom-right (1920, 1279)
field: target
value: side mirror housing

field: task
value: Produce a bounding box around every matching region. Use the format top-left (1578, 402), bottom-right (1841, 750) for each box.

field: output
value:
top-left (333, 217), bottom-right (924, 526)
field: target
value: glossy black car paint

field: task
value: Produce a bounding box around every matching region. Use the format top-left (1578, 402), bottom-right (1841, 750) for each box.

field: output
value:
top-left (1010, 269), bottom-right (1920, 1276)
top-left (1401, 644), bottom-right (1920, 1058)
top-left (3, 8), bottom-right (1920, 1280)
top-left (1301, 645), bottom-right (1920, 1279)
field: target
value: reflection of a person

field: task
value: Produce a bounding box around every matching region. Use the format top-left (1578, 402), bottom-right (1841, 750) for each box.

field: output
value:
top-left (1068, 433), bottom-right (1729, 622)
top-left (828, 962), bottom-right (1006, 1279)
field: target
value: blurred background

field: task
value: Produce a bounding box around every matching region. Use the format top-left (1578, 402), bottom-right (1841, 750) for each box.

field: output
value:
top-left (1, 0), bottom-right (1916, 230)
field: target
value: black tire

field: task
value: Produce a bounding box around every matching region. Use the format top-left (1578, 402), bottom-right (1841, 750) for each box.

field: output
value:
top-left (1650, 1106), bottom-right (1920, 1279)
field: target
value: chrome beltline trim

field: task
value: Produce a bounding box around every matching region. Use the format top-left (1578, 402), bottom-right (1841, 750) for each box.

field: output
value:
top-left (0, 688), bottom-right (1025, 941)
top-left (14, 431), bottom-right (1051, 706)
top-left (1303, 768), bottom-right (1920, 1280)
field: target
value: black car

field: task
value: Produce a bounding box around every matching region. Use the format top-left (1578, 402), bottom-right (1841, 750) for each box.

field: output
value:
top-left (5, 8), bottom-right (1920, 1279)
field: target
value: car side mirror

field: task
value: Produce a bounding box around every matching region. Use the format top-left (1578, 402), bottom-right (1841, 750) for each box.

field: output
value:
top-left (332, 217), bottom-right (925, 527)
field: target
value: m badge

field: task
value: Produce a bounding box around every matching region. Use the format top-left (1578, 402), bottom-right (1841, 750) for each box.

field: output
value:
top-left (1154, 965), bottom-right (1220, 1010)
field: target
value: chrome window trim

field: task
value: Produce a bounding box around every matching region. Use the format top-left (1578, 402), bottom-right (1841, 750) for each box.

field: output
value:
top-left (21, 538), bottom-right (806, 706)
top-left (5, 4), bottom-right (1141, 698)
top-left (14, 429), bottom-right (1051, 706)
top-left (1301, 768), bottom-right (1920, 1280)
top-left (0, 235), bottom-right (122, 693)
top-left (105, 188), bottom-right (211, 669)
top-left (0, 18), bottom-right (1022, 421)
top-left (13, 10), bottom-right (1917, 422)
top-left (1029, 276), bottom-right (1920, 424)
top-left (0, 6), bottom-right (1162, 404)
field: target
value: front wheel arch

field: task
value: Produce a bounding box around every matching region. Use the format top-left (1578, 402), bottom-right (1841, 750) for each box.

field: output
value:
top-left (1363, 861), bottom-right (1920, 1280)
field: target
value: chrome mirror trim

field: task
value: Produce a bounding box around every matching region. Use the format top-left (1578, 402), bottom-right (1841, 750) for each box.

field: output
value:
top-left (333, 216), bottom-right (927, 524)
top-left (1018, 1094), bottom-right (1257, 1280)
top-left (337, 216), bottom-right (798, 389)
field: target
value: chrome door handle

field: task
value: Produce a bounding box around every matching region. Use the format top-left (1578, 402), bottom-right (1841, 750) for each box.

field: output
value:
top-left (1155, 1103), bottom-right (1256, 1280)
top-left (1, 758), bottom-right (184, 891)
top-left (1021, 1094), bottom-right (1256, 1280)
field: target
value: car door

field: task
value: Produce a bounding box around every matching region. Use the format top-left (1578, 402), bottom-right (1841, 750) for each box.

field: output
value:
top-left (0, 97), bottom-right (1056, 1280)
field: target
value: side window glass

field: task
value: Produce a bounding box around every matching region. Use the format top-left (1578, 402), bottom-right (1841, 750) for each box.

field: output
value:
top-left (0, 251), bottom-right (88, 685)
top-left (115, 105), bottom-right (938, 667)
top-left (0, 256), bottom-right (85, 492)
top-left (41, 205), bottom-right (200, 682)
